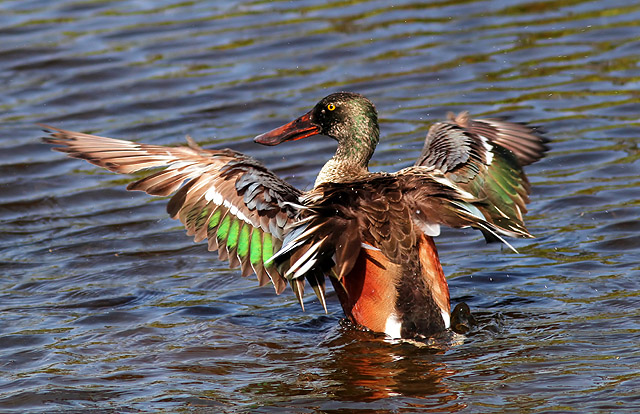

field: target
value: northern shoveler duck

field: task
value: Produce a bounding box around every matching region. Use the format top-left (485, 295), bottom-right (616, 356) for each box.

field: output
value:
top-left (42, 92), bottom-right (547, 340)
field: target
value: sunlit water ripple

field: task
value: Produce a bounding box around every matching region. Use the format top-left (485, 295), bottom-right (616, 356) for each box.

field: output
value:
top-left (1, 0), bottom-right (639, 412)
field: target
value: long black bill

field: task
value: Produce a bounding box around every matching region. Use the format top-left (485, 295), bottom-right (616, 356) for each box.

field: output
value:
top-left (254, 111), bottom-right (320, 146)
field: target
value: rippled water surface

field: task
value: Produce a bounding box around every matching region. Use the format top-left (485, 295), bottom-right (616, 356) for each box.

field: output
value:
top-left (2, 0), bottom-right (640, 412)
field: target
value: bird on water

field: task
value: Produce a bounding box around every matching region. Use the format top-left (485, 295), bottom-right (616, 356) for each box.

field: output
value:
top-left (43, 92), bottom-right (547, 340)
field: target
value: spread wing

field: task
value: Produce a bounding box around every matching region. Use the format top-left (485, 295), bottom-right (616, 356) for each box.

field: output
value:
top-left (415, 111), bottom-right (548, 239)
top-left (42, 125), bottom-right (302, 294)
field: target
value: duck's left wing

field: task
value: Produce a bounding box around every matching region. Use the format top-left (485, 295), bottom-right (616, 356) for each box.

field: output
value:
top-left (42, 125), bottom-right (302, 294)
top-left (415, 112), bottom-right (548, 239)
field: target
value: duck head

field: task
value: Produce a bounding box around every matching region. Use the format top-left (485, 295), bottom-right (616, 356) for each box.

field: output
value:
top-left (255, 92), bottom-right (381, 186)
top-left (255, 92), bottom-right (380, 153)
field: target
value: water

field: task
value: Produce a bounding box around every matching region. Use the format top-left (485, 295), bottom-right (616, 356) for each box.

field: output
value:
top-left (1, 0), bottom-right (640, 412)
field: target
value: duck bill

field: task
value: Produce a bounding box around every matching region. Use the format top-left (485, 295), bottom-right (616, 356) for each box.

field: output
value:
top-left (254, 111), bottom-right (320, 146)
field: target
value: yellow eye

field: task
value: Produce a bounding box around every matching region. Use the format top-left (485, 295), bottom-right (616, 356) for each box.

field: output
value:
top-left (327, 103), bottom-right (336, 111)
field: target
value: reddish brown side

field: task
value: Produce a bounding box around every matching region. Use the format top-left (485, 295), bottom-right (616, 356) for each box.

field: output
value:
top-left (331, 233), bottom-right (451, 337)
top-left (417, 234), bottom-right (450, 321)
top-left (331, 247), bottom-right (401, 334)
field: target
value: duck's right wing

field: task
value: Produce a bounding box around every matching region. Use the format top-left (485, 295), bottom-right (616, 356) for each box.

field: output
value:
top-left (42, 125), bottom-right (302, 294)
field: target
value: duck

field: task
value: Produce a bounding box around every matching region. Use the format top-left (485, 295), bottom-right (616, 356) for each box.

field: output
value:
top-left (42, 92), bottom-right (547, 340)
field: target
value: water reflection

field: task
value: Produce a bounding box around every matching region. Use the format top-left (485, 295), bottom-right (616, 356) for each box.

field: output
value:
top-left (322, 329), bottom-right (462, 410)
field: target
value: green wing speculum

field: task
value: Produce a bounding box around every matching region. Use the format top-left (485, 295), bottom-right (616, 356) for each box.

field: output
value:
top-left (164, 157), bottom-right (300, 293)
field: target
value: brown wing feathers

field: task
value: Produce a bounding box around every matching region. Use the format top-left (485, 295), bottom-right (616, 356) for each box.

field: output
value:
top-left (439, 111), bottom-right (548, 167)
top-left (269, 174), bottom-right (518, 307)
top-left (465, 116), bottom-right (548, 167)
top-left (42, 125), bottom-right (301, 294)
top-left (415, 112), bottom-right (547, 241)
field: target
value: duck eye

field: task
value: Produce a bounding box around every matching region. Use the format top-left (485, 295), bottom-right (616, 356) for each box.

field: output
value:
top-left (327, 103), bottom-right (336, 111)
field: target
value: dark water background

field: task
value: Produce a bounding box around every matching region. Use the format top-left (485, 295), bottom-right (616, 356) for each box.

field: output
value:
top-left (2, 0), bottom-right (640, 412)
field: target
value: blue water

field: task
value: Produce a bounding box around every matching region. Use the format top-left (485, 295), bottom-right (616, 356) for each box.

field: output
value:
top-left (1, 0), bottom-right (640, 412)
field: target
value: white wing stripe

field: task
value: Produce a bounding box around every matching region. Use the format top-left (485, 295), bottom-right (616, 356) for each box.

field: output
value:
top-left (430, 175), bottom-right (475, 199)
top-left (204, 187), bottom-right (253, 225)
top-left (479, 135), bottom-right (494, 165)
top-left (286, 236), bottom-right (326, 278)
top-left (292, 257), bottom-right (317, 280)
